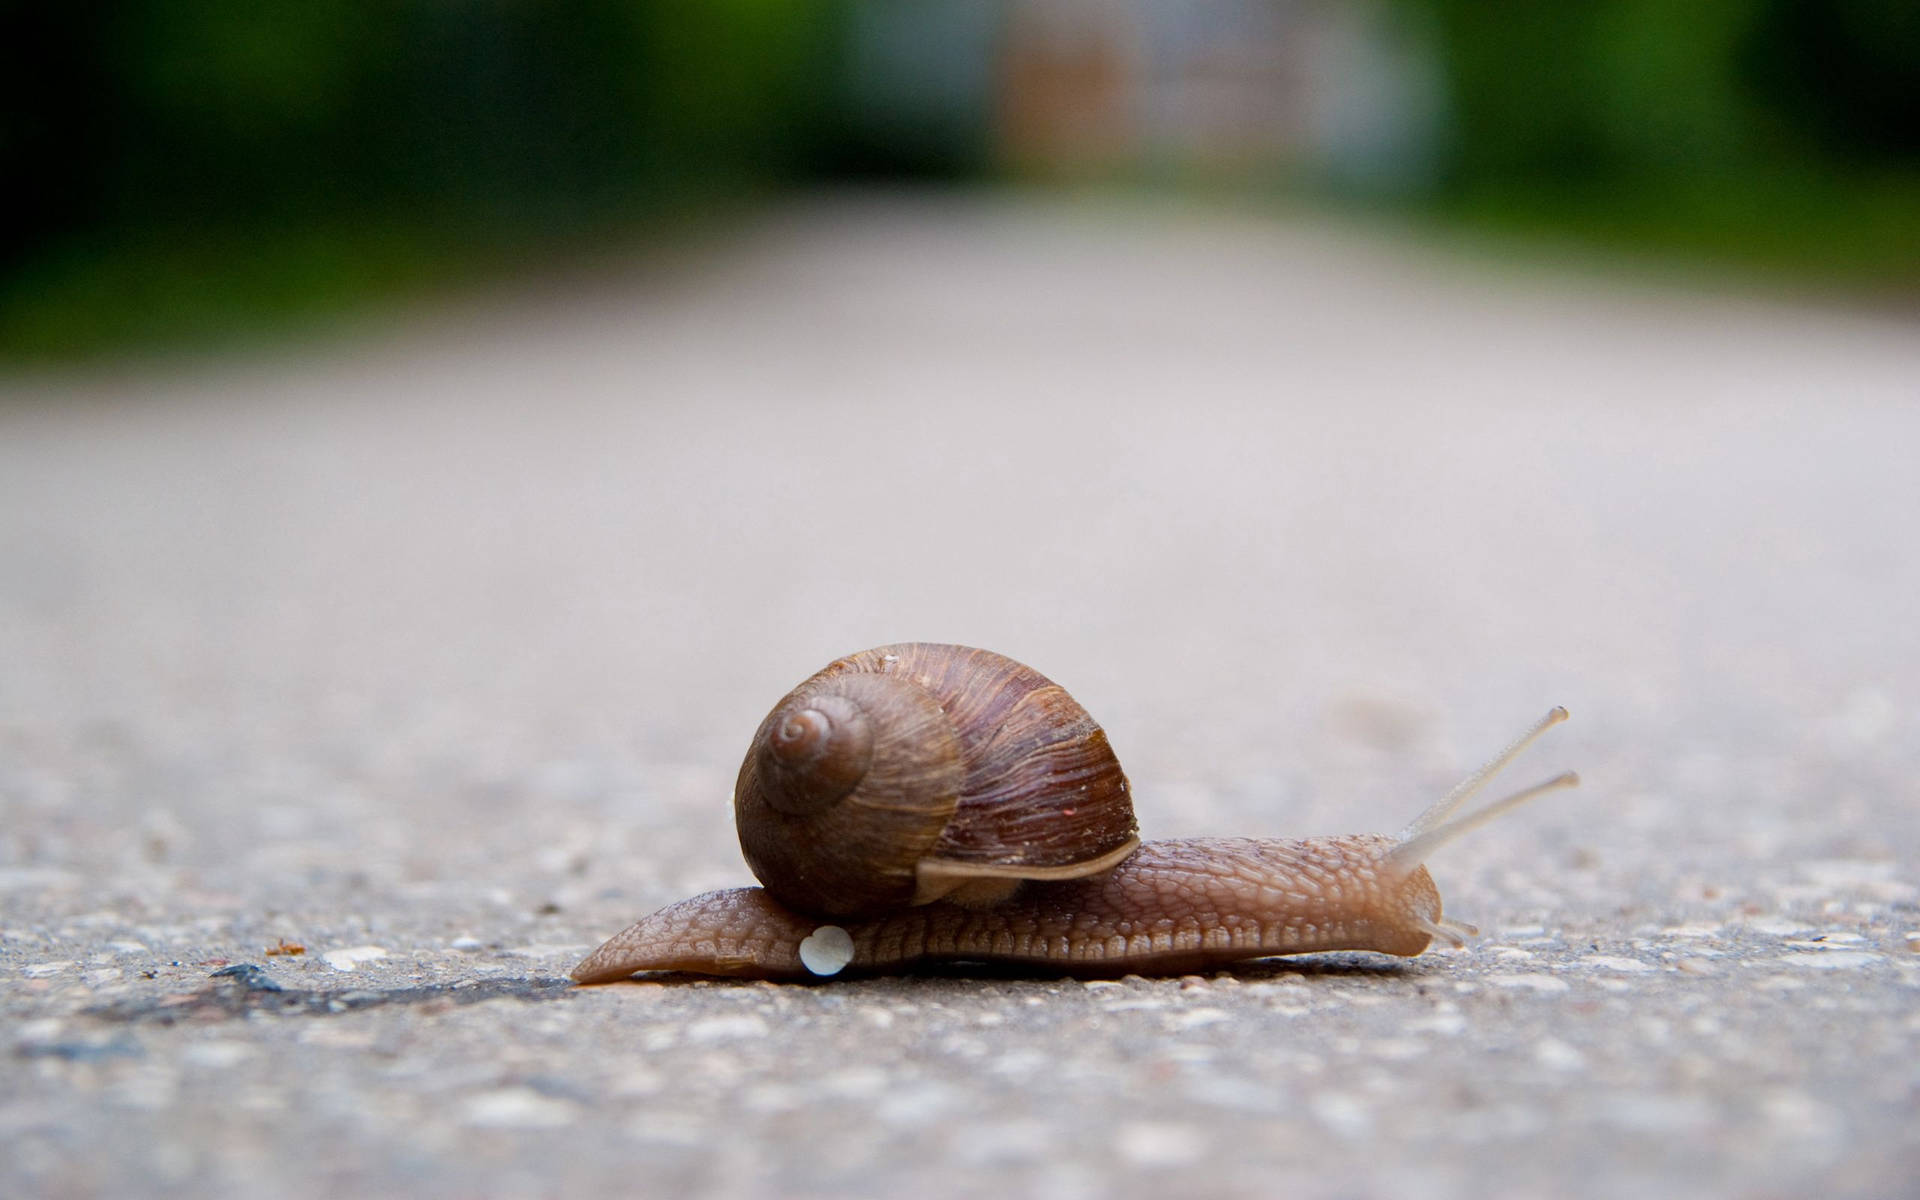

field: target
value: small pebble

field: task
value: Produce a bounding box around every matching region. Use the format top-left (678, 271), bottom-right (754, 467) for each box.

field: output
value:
top-left (463, 1088), bottom-right (577, 1129)
top-left (873, 1081), bottom-right (960, 1128)
top-left (1776, 950), bottom-right (1883, 970)
top-left (322, 946), bottom-right (388, 971)
top-left (298, 1025), bottom-right (375, 1048)
top-left (1182, 1073), bottom-right (1282, 1114)
top-left (1758, 1088), bottom-right (1843, 1144)
top-left (1114, 1120), bottom-right (1206, 1168)
top-left (1362, 1038), bottom-right (1427, 1062)
top-left (1581, 955), bottom-right (1656, 973)
top-left (1166, 1007), bottom-right (1229, 1030)
top-left (987, 1049), bottom-right (1047, 1080)
top-left (741, 1082), bottom-right (804, 1114)
top-left (16, 1018), bottom-right (65, 1044)
top-left (1534, 1037), bottom-right (1587, 1071)
top-left (819, 1067), bottom-right (889, 1100)
top-left (1309, 1093), bottom-right (1374, 1139)
top-left (1407, 1012), bottom-right (1467, 1036)
top-left (609, 1069), bottom-right (665, 1097)
top-left (1661, 924), bottom-right (1723, 939)
top-left (953, 1118), bottom-right (1052, 1166)
top-left (1485, 973), bottom-right (1570, 993)
top-left (1743, 917), bottom-right (1814, 937)
top-left (1100, 997), bottom-right (1168, 1012)
top-left (686, 1015), bottom-right (770, 1044)
top-left (182, 1041), bottom-right (252, 1069)
top-left (624, 1113), bottom-right (706, 1146)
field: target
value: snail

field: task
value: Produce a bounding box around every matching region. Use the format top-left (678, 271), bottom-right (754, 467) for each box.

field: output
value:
top-left (572, 643), bottom-right (1575, 983)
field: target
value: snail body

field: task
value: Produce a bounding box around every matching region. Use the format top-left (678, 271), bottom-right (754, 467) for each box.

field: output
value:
top-left (573, 836), bottom-right (1437, 982)
top-left (574, 644), bottom-right (1574, 983)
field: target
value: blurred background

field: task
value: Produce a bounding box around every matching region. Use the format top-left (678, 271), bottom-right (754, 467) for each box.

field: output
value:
top-left (4, 0), bottom-right (1918, 358)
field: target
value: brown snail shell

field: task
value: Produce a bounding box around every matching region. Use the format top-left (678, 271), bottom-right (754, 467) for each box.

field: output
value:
top-left (733, 643), bottom-right (1141, 919)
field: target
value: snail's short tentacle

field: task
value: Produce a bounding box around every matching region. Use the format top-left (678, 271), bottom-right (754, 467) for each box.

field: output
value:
top-left (1413, 916), bottom-right (1478, 949)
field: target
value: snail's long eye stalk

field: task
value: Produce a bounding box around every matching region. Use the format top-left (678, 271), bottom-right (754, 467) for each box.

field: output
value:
top-left (1398, 706), bottom-right (1569, 842)
top-left (1387, 771), bottom-right (1579, 874)
top-left (1384, 707), bottom-right (1575, 876)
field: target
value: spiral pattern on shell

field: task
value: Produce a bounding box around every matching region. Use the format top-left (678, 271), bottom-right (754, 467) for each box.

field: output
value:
top-left (759, 695), bottom-right (873, 815)
top-left (733, 643), bottom-right (1140, 919)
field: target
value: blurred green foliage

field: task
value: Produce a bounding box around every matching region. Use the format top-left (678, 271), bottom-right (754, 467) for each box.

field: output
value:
top-left (1411, 0), bottom-right (1920, 281)
top-left (2, 0), bottom-right (843, 359)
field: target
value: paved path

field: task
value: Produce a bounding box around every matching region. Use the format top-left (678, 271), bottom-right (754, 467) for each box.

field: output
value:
top-left (3, 193), bottom-right (1917, 1198)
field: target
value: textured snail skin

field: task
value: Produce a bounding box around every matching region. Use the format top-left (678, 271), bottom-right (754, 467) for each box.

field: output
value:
top-left (570, 835), bottom-right (1443, 983)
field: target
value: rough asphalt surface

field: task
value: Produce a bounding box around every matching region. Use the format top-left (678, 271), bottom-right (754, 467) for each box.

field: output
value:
top-left (3, 193), bottom-right (1917, 1199)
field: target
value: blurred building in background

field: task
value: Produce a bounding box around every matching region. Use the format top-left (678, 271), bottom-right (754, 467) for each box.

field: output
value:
top-left (995, 0), bottom-right (1438, 190)
top-left (835, 0), bottom-right (1439, 188)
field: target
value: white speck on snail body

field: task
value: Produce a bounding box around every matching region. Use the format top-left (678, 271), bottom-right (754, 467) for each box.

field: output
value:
top-left (799, 925), bottom-right (855, 976)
